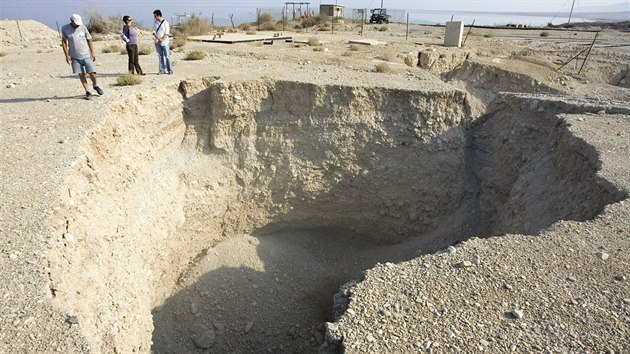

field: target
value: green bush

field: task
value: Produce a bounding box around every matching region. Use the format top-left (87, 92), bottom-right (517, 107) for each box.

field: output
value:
top-left (116, 73), bottom-right (142, 86)
top-left (184, 50), bottom-right (206, 60)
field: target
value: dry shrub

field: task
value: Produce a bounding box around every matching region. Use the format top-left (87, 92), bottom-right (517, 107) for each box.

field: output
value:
top-left (378, 26), bottom-right (388, 32)
top-left (382, 52), bottom-right (397, 62)
top-left (102, 44), bottom-right (123, 54)
top-left (174, 14), bottom-right (213, 36)
top-left (483, 33), bottom-right (494, 38)
top-left (246, 30), bottom-right (257, 35)
top-left (260, 22), bottom-right (284, 31)
top-left (170, 37), bottom-right (187, 49)
top-left (0, 51), bottom-right (7, 57)
top-left (91, 34), bottom-right (105, 42)
top-left (184, 50), bottom-right (206, 60)
top-left (120, 47), bottom-right (127, 55)
top-left (307, 37), bottom-right (320, 46)
top-left (300, 15), bottom-right (327, 28)
top-left (375, 62), bottom-right (393, 73)
top-left (258, 13), bottom-right (275, 24)
top-left (341, 51), bottom-right (352, 57)
top-left (86, 11), bottom-right (120, 34)
top-left (349, 44), bottom-right (361, 51)
top-left (540, 31), bottom-right (550, 37)
top-left (116, 73), bottom-right (142, 86)
top-left (139, 47), bottom-right (152, 55)
top-left (239, 23), bottom-right (252, 31)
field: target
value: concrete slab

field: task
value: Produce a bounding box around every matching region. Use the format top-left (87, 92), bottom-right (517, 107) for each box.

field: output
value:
top-left (348, 39), bottom-right (387, 46)
top-left (444, 21), bottom-right (464, 47)
top-left (188, 33), bottom-right (292, 44)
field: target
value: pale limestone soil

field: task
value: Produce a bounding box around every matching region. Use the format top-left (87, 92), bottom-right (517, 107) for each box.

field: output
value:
top-left (0, 20), bottom-right (629, 352)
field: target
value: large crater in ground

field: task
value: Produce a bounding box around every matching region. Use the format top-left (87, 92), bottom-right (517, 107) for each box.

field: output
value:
top-left (47, 78), bottom-right (625, 353)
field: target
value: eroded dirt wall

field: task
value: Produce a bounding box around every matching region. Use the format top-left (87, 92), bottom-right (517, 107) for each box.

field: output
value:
top-left (466, 94), bottom-right (628, 236)
top-left (47, 78), bottom-right (470, 352)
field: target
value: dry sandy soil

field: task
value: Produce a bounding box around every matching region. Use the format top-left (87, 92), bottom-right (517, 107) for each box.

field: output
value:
top-left (1, 20), bottom-right (629, 353)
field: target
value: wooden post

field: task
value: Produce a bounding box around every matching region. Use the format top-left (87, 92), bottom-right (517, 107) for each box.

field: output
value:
top-left (406, 13), bottom-right (409, 40)
top-left (229, 14), bottom-right (235, 29)
top-left (462, 19), bottom-right (475, 47)
top-left (16, 20), bottom-right (23, 40)
top-left (578, 31), bottom-right (599, 75)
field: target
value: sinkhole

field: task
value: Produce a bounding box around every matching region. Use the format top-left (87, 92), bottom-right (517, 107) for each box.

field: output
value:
top-left (47, 78), bottom-right (625, 353)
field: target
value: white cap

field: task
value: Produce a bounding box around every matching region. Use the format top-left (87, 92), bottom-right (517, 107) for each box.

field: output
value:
top-left (70, 14), bottom-right (83, 26)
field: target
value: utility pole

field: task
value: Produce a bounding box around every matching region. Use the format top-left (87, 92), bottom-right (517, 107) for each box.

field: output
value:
top-left (381, 0), bottom-right (384, 8)
top-left (568, 0), bottom-right (575, 24)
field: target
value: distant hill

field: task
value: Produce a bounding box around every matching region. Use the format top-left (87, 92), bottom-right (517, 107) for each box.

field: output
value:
top-left (578, 2), bottom-right (629, 13)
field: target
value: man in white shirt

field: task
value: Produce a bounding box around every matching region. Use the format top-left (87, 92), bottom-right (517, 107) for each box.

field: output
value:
top-left (152, 9), bottom-right (173, 74)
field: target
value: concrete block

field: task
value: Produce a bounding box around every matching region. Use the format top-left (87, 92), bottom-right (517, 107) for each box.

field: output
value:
top-left (444, 21), bottom-right (464, 47)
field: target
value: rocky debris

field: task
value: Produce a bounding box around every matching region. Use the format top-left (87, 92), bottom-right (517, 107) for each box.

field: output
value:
top-left (190, 323), bottom-right (215, 349)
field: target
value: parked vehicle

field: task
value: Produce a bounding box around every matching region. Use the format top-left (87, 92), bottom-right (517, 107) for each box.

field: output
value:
top-left (369, 8), bottom-right (390, 24)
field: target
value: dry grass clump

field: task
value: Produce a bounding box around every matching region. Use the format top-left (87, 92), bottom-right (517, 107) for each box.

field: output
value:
top-left (139, 47), bottom-right (152, 55)
top-left (257, 12), bottom-right (280, 30)
top-left (173, 14), bottom-right (213, 37)
top-left (116, 73), bottom-right (142, 86)
top-left (378, 26), bottom-right (388, 32)
top-left (375, 63), bottom-right (393, 73)
top-left (483, 33), bottom-right (494, 38)
top-left (540, 31), bottom-right (550, 37)
top-left (307, 37), bottom-right (320, 46)
top-left (102, 44), bottom-right (123, 54)
top-left (0, 51), bottom-right (7, 57)
top-left (184, 50), bottom-right (206, 60)
top-left (341, 51), bottom-right (353, 57)
top-left (119, 47), bottom-right (127, 55)
top-left (246, 30), bottom-right (257, 35)
top-left (381, 52), bottom-right (397, 62)
top-left (239, 23), bottom-right (252, 31)
top-left (170, 37), bottom-right (187, 49)
top-left (91, 34), bottom-right (105, 42)
top-left (349, 44), bottom-right (361, 51)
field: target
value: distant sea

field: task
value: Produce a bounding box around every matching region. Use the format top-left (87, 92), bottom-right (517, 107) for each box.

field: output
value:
top-left (401, 9), bottom-right (629, 27)
top-left (17, 5), bottom-right (629, 32)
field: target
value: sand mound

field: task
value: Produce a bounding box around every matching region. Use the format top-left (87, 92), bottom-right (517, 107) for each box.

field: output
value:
top-left (0, 20), bottom-right (60, 46)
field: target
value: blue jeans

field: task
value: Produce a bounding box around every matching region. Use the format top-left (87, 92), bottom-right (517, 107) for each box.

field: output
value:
top-left (155, 43), bottom-right (172, 73)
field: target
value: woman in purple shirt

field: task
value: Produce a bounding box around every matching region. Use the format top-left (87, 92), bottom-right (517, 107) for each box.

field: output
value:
top-left (121, 15), bottom-right (145, 75)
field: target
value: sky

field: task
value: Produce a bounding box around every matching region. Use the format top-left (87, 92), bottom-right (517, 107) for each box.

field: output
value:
top-left (1, 0), bottom-right (628, 29)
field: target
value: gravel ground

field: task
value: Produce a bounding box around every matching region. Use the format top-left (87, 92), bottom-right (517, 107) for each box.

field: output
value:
top-left (0, 20), bottom-right (629, 352)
